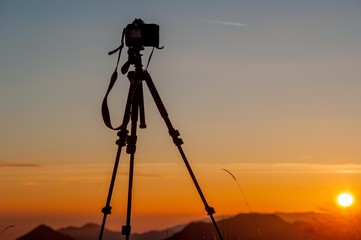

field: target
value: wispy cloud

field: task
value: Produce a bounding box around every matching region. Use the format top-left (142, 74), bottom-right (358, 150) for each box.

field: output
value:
top-left (204, 20), bottom-right (248, 27)
top-left (0, 161), bottom-right (41, 168)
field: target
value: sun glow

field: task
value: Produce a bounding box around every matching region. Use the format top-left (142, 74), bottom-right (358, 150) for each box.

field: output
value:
top-left (337, 193), bottom-right (354, 207)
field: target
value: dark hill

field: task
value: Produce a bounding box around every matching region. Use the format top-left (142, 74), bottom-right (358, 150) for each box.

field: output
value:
top-left (59, 222), bottom-right (184, 240)
top-left (275, 211), bottom-right (329, 223)
top-left (165, 213), bottom-right (361, 240)
top-left (18, 212), bottom-right (361, 240)
top-left (17, 224), bottom-right (74, 240)
top-left (132, 229), bottom-right (178, 240)
top-left (165, 213), bottom-right (313, 240)
top-left (58, 223), bottom-right (119, 240)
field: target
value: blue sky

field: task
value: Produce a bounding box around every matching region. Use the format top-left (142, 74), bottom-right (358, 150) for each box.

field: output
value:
top-left (1, 0), bottom-right (360, 166)
top-left (1, 0), bottom-right (361, 237)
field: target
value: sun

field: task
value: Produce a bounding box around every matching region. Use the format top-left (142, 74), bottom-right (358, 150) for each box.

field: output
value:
top-left (337, 193), bottom-right (354, 207)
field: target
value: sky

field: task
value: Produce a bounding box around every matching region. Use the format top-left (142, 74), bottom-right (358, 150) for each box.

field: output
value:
top-left (1, 0), bottom-right (361, 239)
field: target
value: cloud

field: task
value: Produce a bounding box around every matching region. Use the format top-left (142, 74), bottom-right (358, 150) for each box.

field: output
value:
top-left (0, 161), bottom-right (41, 168)
top-left (205, 20), bottom-right (248, 27)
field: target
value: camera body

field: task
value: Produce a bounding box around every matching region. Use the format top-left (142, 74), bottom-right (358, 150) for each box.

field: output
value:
top-left (125, 19), bottom-right (159, 48)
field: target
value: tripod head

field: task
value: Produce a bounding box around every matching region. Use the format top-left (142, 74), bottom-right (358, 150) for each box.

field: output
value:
top-left (108, 18), bottom-right (163, 75)
top-left (121, 46), bottom-right (144, 75)
top-left (103, 19), bottom-right (162, 131)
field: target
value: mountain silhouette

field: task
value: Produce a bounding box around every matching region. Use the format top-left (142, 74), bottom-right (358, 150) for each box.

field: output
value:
top-left (131, 225), bottom-right (185, 240)
top-left (17, 224), bottom-right (74, 240)
top-left (165, 214), bottom-right (305, 240)
top-left (58, 223), bottom-right (119, 240)
top-left (18, 212), bottom-right (361, 240)
top-left (164, 213), bottom-right (361, 240)
top-left (275, 211), bottom-right (329, 223)
top-left (58, 222), bottom-right (185, 240)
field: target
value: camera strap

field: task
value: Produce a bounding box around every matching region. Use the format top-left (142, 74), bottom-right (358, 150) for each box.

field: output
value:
top-left (101, 29), bottom-right (126, 130)
top-left (145, 47), bottom-right (154, 70)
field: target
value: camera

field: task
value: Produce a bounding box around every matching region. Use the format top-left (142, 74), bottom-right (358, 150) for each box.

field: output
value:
top-left (125, 19), bottom-right (159, 48)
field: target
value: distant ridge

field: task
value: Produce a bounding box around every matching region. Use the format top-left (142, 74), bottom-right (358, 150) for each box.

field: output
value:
top-left (275, 211), bottom-right (329, 223)
top-left (58, 223), bottom-right (119, 240)
top-left (18, 212), bottom-right (361, 240)
top-left (164, 213), bottom-right (310, 240)
top-left (17, 224), bottom-right (74, 240)
top-left (164, 213), bottom-right (361, 240)
top-left (59, 222), bottom-right (185, 240)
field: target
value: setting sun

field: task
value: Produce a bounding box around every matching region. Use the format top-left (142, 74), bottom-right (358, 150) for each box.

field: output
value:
top-left (337, 193), bottom-right (354, 207)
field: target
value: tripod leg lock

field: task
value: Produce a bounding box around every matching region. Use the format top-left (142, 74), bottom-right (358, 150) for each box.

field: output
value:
top-left (169, 129), bottom-right (184, 146)
top-left (101, 205), bottom-right (112, 215)
top-left (205, 205), bottom-right (216, 215)
top-left (116, 129), bottom-right (129, 146)
top-left (126, 135), bottom-right (137, 154)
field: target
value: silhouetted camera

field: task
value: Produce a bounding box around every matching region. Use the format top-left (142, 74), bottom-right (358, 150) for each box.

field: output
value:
top-left (125, 19), bottom-right (159, 48)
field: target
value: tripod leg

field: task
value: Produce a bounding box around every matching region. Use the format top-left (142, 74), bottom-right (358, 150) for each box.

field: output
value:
top-left (143, 71), bottom-right (224, 240)
top-left (98, 129), bottom-right (128, 240)
top-left (138, 81), bottom-right (147, 129)
top-left (122, 120), bottom-right (137, 240)
top-left (122, 73), bottom-right (143, 240)
top-left (98, 77), bottom-right (137, 240)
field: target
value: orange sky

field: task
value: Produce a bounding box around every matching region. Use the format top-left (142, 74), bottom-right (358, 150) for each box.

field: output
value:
top-left (1, 162), bottom-right (360, 232)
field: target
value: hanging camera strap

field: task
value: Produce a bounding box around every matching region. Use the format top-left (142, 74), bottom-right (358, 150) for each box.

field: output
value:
top-left (102, 27), bottom-right (163, 130)
top-left (101, 29), bottom-right (126, 130)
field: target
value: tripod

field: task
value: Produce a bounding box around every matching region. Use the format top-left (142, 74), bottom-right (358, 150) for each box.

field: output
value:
top-left (98, 46), bottom-right (224, 240)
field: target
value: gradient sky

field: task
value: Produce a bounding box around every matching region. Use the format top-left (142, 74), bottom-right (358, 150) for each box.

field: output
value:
top-left (1, 0), bottom-right (361, 238)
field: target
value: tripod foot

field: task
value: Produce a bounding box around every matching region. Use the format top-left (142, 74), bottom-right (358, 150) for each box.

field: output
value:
top-left (122, 225), bottom-right (131, 235)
